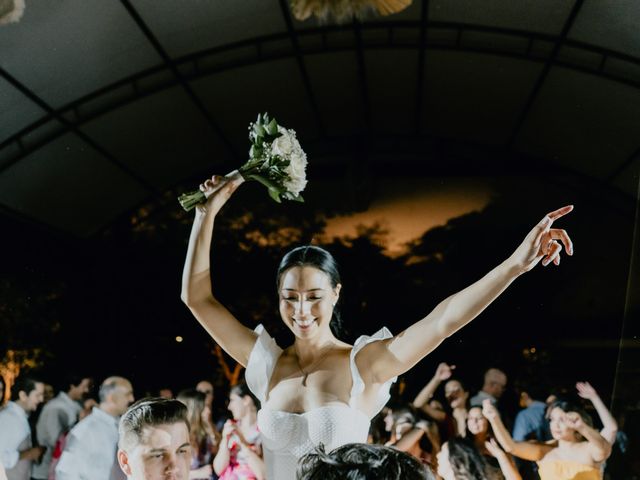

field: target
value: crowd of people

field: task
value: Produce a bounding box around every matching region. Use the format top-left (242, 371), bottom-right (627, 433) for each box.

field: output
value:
top-left (0, 177), bottom-right (632, 479)
top-left (0, 364), bottom-right (629, 480)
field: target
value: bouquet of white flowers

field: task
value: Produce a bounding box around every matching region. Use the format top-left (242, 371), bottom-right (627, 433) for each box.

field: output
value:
top-left (178, 113), bottom-right (307, 211)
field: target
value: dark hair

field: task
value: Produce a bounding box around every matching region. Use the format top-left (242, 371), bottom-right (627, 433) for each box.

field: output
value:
top-left (118, 397), bottom-right (189, 451)
top-left (230, 381), bottom-right (260, 411)
top-left (11, 375), bottom-right (42, 401)
top-left (61, 373), bottom-right (91, 393)
top-left (466, 405), bottom-right (494, 440)
top-left (513, 376), bottom-right (548, 402)
top-left (547, 399), bottom-right (594, 428)
top-left (276, 245), bottom-right (344, 339)
top-left (368, 411), bottom-right (391, 445)
top-left (391, 405), bottom-right (418, 425)
top-left (443, 378), bottom-right (470, 412)
top-left (297, 442), bottom-right (434, 480)
top-left (0, 374), bottom-right (6, 404)
top-left (446, 438), bottom-right (500, 480)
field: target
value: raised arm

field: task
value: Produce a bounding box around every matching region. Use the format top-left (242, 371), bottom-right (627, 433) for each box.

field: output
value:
top-left (181, 172), bottom-right (257, 367)
top-left (357, 206), bottom-right (573, 383)
top-left (483, 400), bottom-right (552, 462)
top-left (485, 438), bottom-right (522, 480)
top-left (213, 420), bottom-right (234, 475)
top-left (412, 363), bottom-right (454, 422)
top-left (565, 411), bottom-right (612, 463)
top-left (576, 382), bottom-right (618, 445)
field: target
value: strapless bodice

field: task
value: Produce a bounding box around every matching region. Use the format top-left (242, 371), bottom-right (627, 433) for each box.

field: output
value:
top-left (245, 324), bottom-right (397, 480)
top-left (537, 459), bottom-right (602, 480)
top-left (258, 405), bottom-right (370, 479)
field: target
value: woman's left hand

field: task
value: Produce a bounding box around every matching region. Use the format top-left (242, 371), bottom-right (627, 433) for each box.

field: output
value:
top-left (576, 381), bottom-right (598, 401)
top-left (485, 438), bottom-right (506, 458)
top-left (565, 411), bottom-right (585, 431)
top-left (507, 205), bottom-right (574, 273)
top-left (482, 399), bottom-right (500, 422)
top-left (233, 428), bottom-right (249, 448)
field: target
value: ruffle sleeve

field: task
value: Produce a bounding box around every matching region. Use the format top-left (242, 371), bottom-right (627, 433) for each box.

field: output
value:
top-left (348, 327), bottom-right (397, 417)
top-left (245, 324), bottom-right (283, 404)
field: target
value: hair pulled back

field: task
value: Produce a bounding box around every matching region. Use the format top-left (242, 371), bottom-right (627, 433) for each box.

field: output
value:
top-left (276, 245), bottom-right (345, 339)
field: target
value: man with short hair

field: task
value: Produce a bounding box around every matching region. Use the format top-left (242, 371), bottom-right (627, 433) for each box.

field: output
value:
top-left (117, 398), bottom-right (191, 480)
top-left (470, 368), bottom-right (508, 407)
top-left (55, 376), bottom-right (134, 480)
top-left (32, 374), bottom-right (92, 480)
top-left (0, 375), bottom-right (45, 480)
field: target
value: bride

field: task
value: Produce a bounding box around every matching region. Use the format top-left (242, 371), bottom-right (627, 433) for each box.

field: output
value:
top-left (181, 172), bottom-right (573, 479)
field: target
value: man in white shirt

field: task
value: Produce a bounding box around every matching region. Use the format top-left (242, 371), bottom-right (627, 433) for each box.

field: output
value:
top-left (55, 376), bottom-right (134, 480)
top-left (0, 376), bottom-right (45, 480)
top-left (117, 398), bottom-right (191, 480)
top-left (32, 374), bottom-right (92, 480)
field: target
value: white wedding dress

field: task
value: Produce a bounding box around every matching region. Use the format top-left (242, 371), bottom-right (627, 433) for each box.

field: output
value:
top-left (245, 324), bottom-right (396, 480)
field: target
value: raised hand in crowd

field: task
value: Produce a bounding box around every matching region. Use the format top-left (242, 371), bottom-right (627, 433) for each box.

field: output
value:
top-left (484, 438), bottom-right (522, 480)
top-left (413, 363), bottom-right (456, 423)
top-left (576, 381), bottom-right (618, 444)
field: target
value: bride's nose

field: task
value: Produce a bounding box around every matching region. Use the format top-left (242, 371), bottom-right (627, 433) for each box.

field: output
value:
top-left (294, 300), bottom-right (312, 316)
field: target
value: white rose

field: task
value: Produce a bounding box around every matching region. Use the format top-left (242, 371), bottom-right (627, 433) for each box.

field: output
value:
top-left (271, 127), bottom-right (295, 157)
top-left (284, 148), bottom-right (307, 195)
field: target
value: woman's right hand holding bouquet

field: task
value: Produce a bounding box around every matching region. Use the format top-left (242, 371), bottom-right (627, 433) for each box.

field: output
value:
top-left (196, 171), bottom-right (244, 217)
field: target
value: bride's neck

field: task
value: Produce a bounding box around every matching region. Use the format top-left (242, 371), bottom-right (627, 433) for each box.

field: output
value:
top-left (293, 332), bottom-right (338, 362)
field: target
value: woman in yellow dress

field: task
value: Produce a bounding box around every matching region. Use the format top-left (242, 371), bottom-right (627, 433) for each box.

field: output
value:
top-left (482, 399), bottom-right (610, 480)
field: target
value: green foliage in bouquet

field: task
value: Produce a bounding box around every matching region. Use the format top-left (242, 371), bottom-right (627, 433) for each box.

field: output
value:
top-left (178, 113), bottom-right (307, 211)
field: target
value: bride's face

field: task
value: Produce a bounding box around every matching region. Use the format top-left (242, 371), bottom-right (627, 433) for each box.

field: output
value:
top-left (278, 266), bottom-right (340, 339)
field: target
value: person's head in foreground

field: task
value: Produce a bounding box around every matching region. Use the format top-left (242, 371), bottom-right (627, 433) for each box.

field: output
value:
top-left (118, 397), bottom-right (191, 480)
top-left (296, 442), bottom-right (434, 480)
top-left (436, 438), bottom-right (499, 480)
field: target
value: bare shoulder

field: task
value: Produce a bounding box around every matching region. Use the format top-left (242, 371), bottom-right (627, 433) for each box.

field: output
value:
top-left (538, 442), bottom-right (561, 461)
